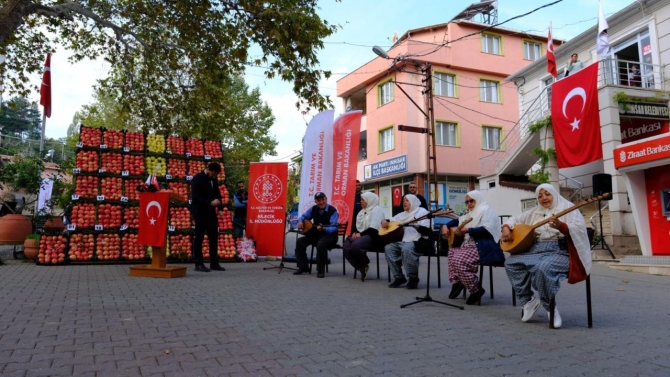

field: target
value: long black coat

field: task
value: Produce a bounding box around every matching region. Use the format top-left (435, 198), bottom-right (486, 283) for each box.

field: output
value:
top-left (190, 171), bottom-right (223, 221)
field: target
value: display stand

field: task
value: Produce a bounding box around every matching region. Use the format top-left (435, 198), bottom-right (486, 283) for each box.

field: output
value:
top-left (130, 191), bottom-right (188, 278)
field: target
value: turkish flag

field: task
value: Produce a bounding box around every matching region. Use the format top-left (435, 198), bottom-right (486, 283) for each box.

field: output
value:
top-left (138, 191), bottom-right (170, 246)
top-left (551, 63), bottom-right (602, 168)
top-left (547, 25), bottom-right (557, 78)
top-left (40, 53), bottom-right (52, 118)
top-left (392, 185), bottom-right (402, 206)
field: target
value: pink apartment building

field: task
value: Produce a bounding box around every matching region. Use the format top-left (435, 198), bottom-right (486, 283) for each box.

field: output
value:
top-left (337, 18), bottom-right (561, 217)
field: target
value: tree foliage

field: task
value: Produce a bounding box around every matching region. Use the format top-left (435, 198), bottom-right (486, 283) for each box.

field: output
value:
top-left (1, 0), bottom-right (338, 134)
top-left (0, 96), bottom-right (41, 138)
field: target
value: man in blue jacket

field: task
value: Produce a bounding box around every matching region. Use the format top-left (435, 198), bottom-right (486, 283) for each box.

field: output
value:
top-left (294, 192), bottom-right (339, 278)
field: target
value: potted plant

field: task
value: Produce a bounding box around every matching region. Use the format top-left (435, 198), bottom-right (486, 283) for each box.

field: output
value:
top-left (23, 234), bottom-right (41, 260)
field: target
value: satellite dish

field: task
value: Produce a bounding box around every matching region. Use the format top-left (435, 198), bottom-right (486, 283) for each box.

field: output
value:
top-left (372, 46), bottom-right (390, 59)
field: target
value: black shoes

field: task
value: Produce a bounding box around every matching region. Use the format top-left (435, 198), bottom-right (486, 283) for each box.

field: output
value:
top-left (466, 288), bottom-right (486, 305)
top-left (317, 272), bottom-right (325, 278)
top-left (406, 277), bottom-right (419, 290)
top-left (292, 268), bottom-right (309, 275)
top-left (210, 264), bottom-right (225, 271)
top-left (388, 276), bottom-right (408, 288)
top-left (194, 264), bottom-right (210, 272)
top-left (448, 282), bottom-right (465, 299)
top-left (360, 265), bottom-right (369, 282)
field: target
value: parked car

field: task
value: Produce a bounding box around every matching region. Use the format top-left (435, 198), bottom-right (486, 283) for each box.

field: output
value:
top-left (287, 202), bottom-right (299, 231)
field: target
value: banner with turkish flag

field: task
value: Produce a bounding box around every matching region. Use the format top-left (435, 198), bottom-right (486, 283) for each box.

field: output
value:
top-left (246, 162), bottom-right (288, 257)
top-left (138, 191), bottom-right (170, 246)
top-left (551, 62), bottom-right (603, 168)
top-left (392, 185), bottom-right (403, 206)
top-left (330, 111), bottom-right (362, 234)
top-left (40, 53), bottom-right (52, 118)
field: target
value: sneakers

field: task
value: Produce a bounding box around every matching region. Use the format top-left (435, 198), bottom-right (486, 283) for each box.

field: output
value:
top-left (548, 307), bottom-right (562, 329)
top-left (521, 297), bottom-right (541, 322)
top-left (388, 276), bottom-right (408, 288)
top-left (360, 265), bottom-right (369, 282)
top-left (448, 282), bottom-right (465, 299)
top-left (465, 288), bottom-right (485, 305)
top-left (406, 277), bottom-right (419, 290)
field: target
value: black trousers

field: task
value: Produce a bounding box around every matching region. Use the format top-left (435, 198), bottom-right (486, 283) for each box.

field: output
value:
top-left (192, 215), bottom-right (219, 266)
top-left (295, 233), bottom-right (338, 273)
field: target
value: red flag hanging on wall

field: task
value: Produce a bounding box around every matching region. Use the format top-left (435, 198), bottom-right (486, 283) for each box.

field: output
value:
top-left (547, 24), bottom-right (557, 78)
top-left (138, 191), bottom-right (170, 246)
top-left (551, 63), bottom-right (603, 168)
top-left (40, 53), bottom-right (52, 118)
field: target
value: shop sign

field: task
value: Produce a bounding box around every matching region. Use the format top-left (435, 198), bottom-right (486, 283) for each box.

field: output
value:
top-left (619, 102), bottom-right (669, 119)
top-left (620, 117), bottom-right (669, 144)
top-left (614, 133), bottom-right (670, 169)
top-left (364, 155), bottom-right (407, 179)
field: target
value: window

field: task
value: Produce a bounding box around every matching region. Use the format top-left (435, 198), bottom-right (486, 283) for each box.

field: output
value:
top-left (379, 127), bottom-right (394, 152)
top-left (523, 41), bottom-right (542, 60)
top-left (480, 80), bottom-right (500, 103)
top-left (435, 121), bottom-right (457, 146)
top-left (378, 81), bottom-right (393, 106)
top-left (481, 33), bottom-right (501, 54)
top-left (482, 126), bottom-right (501, 150)
top-left (543, 77), bottom-right (554, 110)
top-left (434, 73), bottom-right (455, 97)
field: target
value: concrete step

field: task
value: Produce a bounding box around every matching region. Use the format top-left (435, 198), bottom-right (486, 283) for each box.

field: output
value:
top-left (609, 256), bottom-right (670, 276)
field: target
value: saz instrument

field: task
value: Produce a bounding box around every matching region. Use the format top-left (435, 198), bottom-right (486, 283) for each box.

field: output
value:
top-left (447, 218), bottom-right (473, 249)
top-left (378, 209), bottom-right (454, 244)
top-left (501, 193), bottom-right (609, 254)
top-left (299, 220), bottom-right (338, 235)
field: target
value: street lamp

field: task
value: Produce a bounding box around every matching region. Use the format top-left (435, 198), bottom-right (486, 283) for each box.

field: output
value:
top-left (371, 46), bottom-right (459, 310)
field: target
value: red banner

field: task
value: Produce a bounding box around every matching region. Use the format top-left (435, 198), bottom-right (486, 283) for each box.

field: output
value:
top-left (138, 191), bottom-right (170, 246)
top-left (551, 63), bottom-right (603, 168)
top-left (329, 111), bottom-right (362, 233)
top-left (246, 162), bottom-right (288, 257)
top-left (614, 132), bottom-right (670, 169)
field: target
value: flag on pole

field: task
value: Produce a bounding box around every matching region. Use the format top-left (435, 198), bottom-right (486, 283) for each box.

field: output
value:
top-left (40, 53), bottom-right (52, 118)
top-left (547, 23), bottom-right (557, 77)
top-left (597, 1), bottom-right (610, 56)
top-left (551, 63), bottom-right (603, 168)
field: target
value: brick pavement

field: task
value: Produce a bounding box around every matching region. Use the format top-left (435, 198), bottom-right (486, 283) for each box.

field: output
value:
top-left (1, 240), bottom-right (670, 376)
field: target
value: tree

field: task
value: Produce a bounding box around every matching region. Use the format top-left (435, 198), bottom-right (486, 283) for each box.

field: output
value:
top-left (1, 0), bottom-right (339, 133)
top-left (0, 96), bottom-right (41, 139)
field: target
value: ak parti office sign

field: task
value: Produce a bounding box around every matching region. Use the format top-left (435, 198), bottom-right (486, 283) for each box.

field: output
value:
top-left (364, 155), bottom-right (407, 180)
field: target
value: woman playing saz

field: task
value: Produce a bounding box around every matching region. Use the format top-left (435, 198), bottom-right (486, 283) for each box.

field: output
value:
top-left (502, 184), bottom-right (591, 328)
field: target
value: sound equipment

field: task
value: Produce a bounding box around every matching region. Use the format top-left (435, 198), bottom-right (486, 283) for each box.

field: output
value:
top-left (448, 218), bottom-right (473, 248)
top-left (592, 174), bottom-right (612, 200)
top-left (501, 194), bottom-right (609, 254)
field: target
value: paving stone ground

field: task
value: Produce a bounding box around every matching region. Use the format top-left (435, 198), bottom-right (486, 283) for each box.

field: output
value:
top-left (1, 238), bottom-right (669, 377)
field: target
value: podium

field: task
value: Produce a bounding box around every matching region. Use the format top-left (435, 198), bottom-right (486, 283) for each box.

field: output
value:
top-left (130, 191), bottom-right (188, 278)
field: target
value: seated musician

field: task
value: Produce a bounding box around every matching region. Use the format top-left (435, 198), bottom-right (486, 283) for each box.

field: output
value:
top-left (343, 192), bottom-right (385, 281)
top-left (293, 192), bottom-right (339, 278)
top-left (441, 191), bottom-right (504, 305)
top-left (381, 194), bottom-right (431, 289)
top-left (501, 184), bottom-right (591, 328)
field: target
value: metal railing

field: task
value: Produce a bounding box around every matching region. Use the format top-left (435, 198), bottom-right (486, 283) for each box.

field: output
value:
top-left (559, 172), bottom-right (584, 202)
top-left (480, 86), bottom-right (551, 177)
top-left (599, 58), bottom-right (665, 90)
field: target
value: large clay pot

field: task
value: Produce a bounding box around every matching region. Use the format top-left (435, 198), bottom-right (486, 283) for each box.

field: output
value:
top-left (23, 238), bottom-right (40, 260)
top-left (0, 214), bottom-right (32, 244)
top-left (44, 217), bottom-right (65, 233)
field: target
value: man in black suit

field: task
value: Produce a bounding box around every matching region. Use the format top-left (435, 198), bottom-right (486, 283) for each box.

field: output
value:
top-left (190, 162), bottom-right (225, 272)
top-left (294, 192), bottom-right (339, 278)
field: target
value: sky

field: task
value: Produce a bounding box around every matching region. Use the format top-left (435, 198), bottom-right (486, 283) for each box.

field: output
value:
top-left (13, 0), bottom-right (633, 160)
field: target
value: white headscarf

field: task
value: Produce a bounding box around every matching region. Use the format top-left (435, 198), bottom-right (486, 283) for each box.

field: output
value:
top-left (393, 194), bottom-right (422, 223)
top-left (505, 184), bottom-right (592, 274)
top-left (356, 192), bottom-right (385, 233)
top-left (459, 190), bottom-right (501, 243)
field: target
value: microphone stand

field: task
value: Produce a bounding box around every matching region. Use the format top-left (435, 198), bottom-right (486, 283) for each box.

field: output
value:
top-left (263, 208), bottom-right (297, 273)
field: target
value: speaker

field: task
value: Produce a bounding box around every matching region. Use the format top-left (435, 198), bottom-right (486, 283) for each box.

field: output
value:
top-left (592, 173), bottom-right (612, 200)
